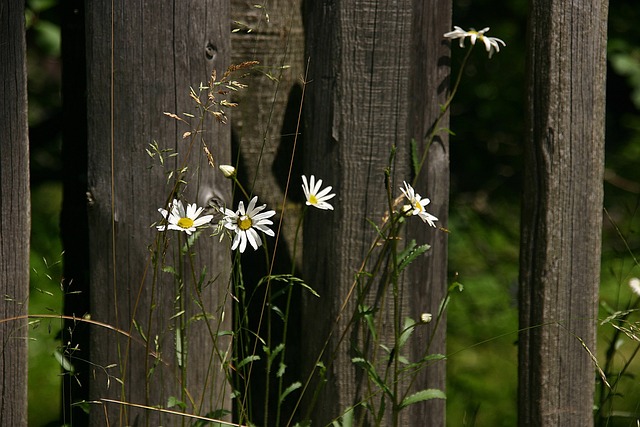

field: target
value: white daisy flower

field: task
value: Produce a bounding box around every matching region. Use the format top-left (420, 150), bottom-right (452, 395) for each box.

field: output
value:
top-left (157, 199), bottom-right (214, 235)
top-left (444, 26), bottom-right (506, 58)
top-left (630, 277), bottom-right (640, 296)
top-left (223, 196), bottom-right (276, 253)
top-left (400, 181), bottom-right (438, 228)
top-left (302, 175), bottom-right (336, 210)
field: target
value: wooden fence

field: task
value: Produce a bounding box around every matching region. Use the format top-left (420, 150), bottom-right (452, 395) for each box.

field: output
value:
top-left (0, 0), bottom-right (607, 426)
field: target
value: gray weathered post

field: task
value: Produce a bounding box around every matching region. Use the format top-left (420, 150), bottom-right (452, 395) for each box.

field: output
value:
top-left (84, 2), bottom-right (232, 425)
top-left (519, 0), bottom-right (608, 425)
top-left (0, 1), bottom-right (30, 425)
top-left (301, 0), bottom-right (451, 425)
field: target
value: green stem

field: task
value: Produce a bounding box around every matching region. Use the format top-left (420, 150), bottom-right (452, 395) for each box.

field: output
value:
top-left (274, 206), bottom-right (306, 426)
top-left (415, 44), bottom-right (474, 183)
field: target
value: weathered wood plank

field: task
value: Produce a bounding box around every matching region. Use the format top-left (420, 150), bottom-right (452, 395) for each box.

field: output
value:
top-left (405, 1), bottom-right (452, 423)
top-left (84, 2), bottom-right (232, 425)
top-left (519, 0), bottom-right (608, 425)
top-left (301, 1), bottom-right (451, 425)
top-left (0, 1), bottom-right (30, 425)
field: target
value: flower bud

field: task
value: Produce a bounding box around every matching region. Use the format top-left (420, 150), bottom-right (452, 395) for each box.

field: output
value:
top-left (219, 164), bottom-right (236, 178)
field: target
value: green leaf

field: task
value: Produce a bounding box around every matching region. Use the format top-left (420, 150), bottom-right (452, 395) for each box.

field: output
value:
top-left (410, 138), bottom-right (420, 176)
top-left (162, 265), bottom-right (177, 276)
top-left (398, 317), bottom-right (418, 349)
top-left (332, 406), bottom-right (354, 427)
top-left (236, 355), bottom-right (260, 369)
top-left (352, 357), bottom-right (392, 398)
top-left (265, 343), bottom-right (285, 365)
top-left (175, 329), bottom-right (185, 368)
top-left (277, 361), bottom-right (287, 378)
top-left (167, 396), bottom-right (187, 410)
top-left (420, 353), bottom-right (447, 362)
top-left (132, 319), bottom-right (147, 343)
top-left (449, 281), bottom-right (464, 293)
top-left (438, 282), bottom-right (464, 317)
top-left (399, 389), bottom-right (446, 409)
top-left (359, 304), bottom-right (378, 342)
top-left (54, 350), bottom-right (74, 373)
top-left (70, 400), bottom-right (91, 414)
top-left (397, 355), bottom-right (410, 365)
top-left (279, 381), bottom-right (302, 404)
top-left (28, 0), bottom-right (58, 12)
top-left (397, 240), bottom-right (431, 273)
top-left (403, 353), bottom-right (447, 371)
top-left (258, 274), bottom-right (320, 297)
top-left (192, 409), bottom-right (232, 427)
top-left (169, 310), bottom-right (185, 320)
top-left (377, 398), bottom-right (386, 423)
top-left (197, 266), bottom-right (207, 292)
top-left (181, 230), bottom-right (201, 254)
top-left (271, 304), bottom-right (285, 321)
top-left (34, 20), bottom-right (61, 56)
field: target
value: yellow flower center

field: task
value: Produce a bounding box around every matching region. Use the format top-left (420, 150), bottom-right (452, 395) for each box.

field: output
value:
top-left (177, 217), bottom-right (194, 229)
top-left (469, 30), bottom-right (484, 41)
top-left (415, 201), bottom-right (423, 212)
top-left (238, 215), bottom-right (252, 230)
top-left (309, 194), bottom-right (318, 205)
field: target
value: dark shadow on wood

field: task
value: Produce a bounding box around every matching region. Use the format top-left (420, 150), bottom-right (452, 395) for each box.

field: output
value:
top-left (231, 123), bottom-right (303, 425)
top-left (272, 83), bottom-right (305, 204)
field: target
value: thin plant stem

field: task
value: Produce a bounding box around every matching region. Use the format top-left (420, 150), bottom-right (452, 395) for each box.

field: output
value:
top-left (414, 44), bottom-right (474, 184)
top-left (274, 206), bottom-right (306, 426)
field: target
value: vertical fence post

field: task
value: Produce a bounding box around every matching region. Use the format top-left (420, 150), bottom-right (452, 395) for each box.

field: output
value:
top-left (519, 0), bottom-right (608, 425)
top-left (0, 1), bottom-right (30, 425)
top-left (82, 2), bottom-right (232, 424)
top-left (301, 0), bottom-right (451, 425)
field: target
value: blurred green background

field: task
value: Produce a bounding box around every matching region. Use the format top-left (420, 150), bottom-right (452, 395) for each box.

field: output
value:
top-left (25, 0), bottom-right (640, 426)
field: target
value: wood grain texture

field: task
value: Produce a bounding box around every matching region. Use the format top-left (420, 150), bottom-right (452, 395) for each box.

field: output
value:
top-left (0, 1), bottom-right (30, 425)
top-left (301, 0), bottom-right (450, 425)
top-left (85, 2), bottom-right (232, 425)
top-left (405, 1), bottom-right (452, 423)
top-left (519, 0), bottom-right (608, 425)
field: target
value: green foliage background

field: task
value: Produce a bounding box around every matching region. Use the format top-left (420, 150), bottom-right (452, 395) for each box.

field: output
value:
top-left (446, 0), bottom-right (640, 425)
top-left (24, 0), bottom-right (640, 425)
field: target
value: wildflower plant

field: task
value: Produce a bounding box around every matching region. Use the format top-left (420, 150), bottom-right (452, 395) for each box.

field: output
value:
top-left (106, 23), bottom-right (505, 427)
top-left (145, 61), bottom-right (276, 425)
top-left (303, 162), bottom-right (456, 425)
top-left (284, 24), bottom-right (504, 426)
top-left (597, 267), bottom-right (640, 425)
